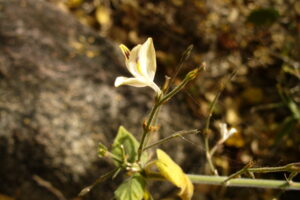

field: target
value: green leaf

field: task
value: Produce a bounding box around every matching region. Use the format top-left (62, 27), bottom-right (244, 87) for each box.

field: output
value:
top-left (114, 174), bottom-right (146, 200)
top-left (247, 8), bottom-right (279, 26)
top-left (112, 126), bottom-right (147, 166)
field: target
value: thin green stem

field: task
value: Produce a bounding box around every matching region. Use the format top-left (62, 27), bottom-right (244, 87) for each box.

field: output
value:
top-left (137, 78), bottom-right (190, 162)
top-left (137, 66), bottom-right (203, 162)
top-left (203, 81), bottom-right (223, 175)
top-left (144, 105), bottom-right (161, 147)
top-left (137, 103), bottom-right (160, 161)
top-left (158, 65), bottom-right (203, 106)
top-left (79, 168), bottom-right (120, 197)
top-left (210, 139), bottom-right (222, 157)
top-left (203, 71), bottom-right (237, 175)
top-left (247, 163), bottom-right (300, 174)
top-left (205, 136), bottom-right (218, 175)
top-left (168, 44), bottom-right (194, 92)
top-left (143, 129), bottom-right (199, 151)
top-left (224, 162), bottom-right (300, 184)
top-left (187, 174), bottom-right (300, 190)
top-left (224, 162), bottom-right (254, 183)
top-left (158, 78), bottom-right (190, 106)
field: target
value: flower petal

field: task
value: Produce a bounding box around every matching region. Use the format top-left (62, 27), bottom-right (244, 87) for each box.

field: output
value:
top-left (116, 38), bottom-right (161, 94)
top-left (178, 175), bottom-right (194, 200)
top-left (155, 149), bottom-right (193, 200)
top-left (114, 76), bottom-right (149, 88)
top-left (119, 44), bottom-right (130, 60)
top-left (138, 38), bottom-right (156, 80)
top-left (148, 82), bottom-right (161, 94)
top-left (127, 44), bottom-right (144, 77)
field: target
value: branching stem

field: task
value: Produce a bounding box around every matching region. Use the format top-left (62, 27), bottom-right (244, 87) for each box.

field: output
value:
top-left (188, 174), bottom-right (300, 190)
top-left (144, 129), bottom-right (199, 150)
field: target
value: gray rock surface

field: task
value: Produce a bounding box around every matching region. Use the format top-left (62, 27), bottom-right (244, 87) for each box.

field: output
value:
top-left (0, 0), bottom-right (200, 199)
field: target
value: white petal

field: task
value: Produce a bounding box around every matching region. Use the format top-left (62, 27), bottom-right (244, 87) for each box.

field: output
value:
top-left (127, 44), bottom-right (144, 77)
top-left (114, 76), bottom-right (149, 88)
top-left (115, 77), bottom-right (161, 94)
top-left (139, 37), bottom-right (156, 80)
top-left (148, 81), bottom-right (162, 94)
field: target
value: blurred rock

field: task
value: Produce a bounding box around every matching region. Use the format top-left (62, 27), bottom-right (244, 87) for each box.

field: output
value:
top-left (0, 0), bottom-right (199, 199)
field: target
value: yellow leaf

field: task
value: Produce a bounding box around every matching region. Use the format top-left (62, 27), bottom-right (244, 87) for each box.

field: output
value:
top-left (156, 149), bottom-right (194, 200)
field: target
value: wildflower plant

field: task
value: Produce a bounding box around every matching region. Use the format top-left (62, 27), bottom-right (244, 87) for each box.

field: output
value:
top-left (80, 38), bottom-right (300, 200)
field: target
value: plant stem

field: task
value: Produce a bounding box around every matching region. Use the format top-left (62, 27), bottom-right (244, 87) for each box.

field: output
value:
top-left (203, 72), bottom-right (237, 175)
top-left (158, 78), bottom-right (190, 106)
top-left (137, 78), bottom-right (190, 162)
top-left (143, 129), bottom-right (199, 150)
top-left (79, 168), bottom-right (120, 197)
top-left (203, 83), bottom-right (223, 175)
top-left (137, 103), bottom-right (160, 161)
top-left (247, 163), bottom-right (300, 174)
top-left (137, 67), bottom-right (203, 162)
top-left (187, 174), bottom-right (300, 190)
top-left (205, 136), bottom-right (218, 175)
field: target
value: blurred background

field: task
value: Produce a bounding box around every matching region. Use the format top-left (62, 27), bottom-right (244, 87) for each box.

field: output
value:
top-left (56, 0), bottom-right (300, 199)
top-left (1, 0), bottom-right (300, 199)
top-left (52, 0), bottom-right (300, 199)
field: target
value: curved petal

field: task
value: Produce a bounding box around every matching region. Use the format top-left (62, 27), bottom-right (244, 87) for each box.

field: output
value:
top-left (139, 37), bottom-right (156, 80)
top-left (114, 76), bottom-right (148, 88)
top-left (115, 77), bottom-right (161, 94)
top-left (119, 44), bottom-right (130, 60)
top-left (156, 149), bottom-right (193, 200)
top-left (127, 44), bottom-right (144, 78)
top-left (148, 81), bottom-right (161, 94)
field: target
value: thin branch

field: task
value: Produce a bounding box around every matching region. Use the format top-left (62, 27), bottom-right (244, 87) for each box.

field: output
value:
top-left (188, 174), bottom-right (300, 190)
top-left (33, 175), bottom-right (67, 200)
top-left (78, 168), bottom-right (119, 197)
top-left (203, 71), bottom-right (237, 175)
top-left (143, 129), bottom-right (199, 151)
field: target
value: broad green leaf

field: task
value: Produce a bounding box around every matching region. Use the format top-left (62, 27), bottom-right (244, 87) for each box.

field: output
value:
top-left (155, 149), bottom-right (194, 200)
top-left (112, 126), bottom-right (147, 166)
top-left (114, 174), bottom-right (146, 200)
top-left (112, 126), bottom-right (140, 165)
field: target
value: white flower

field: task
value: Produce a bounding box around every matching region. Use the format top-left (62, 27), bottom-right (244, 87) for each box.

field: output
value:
top-left (114, 38), bottom-right (161, 94)
top-left (219, 123), bottom-right (237, 143)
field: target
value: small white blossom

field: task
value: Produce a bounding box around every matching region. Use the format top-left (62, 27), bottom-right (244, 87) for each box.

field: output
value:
top-left (114, 38), bottom-right (161, 94)
top-left (219, 123), bottom-right (237, 143)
